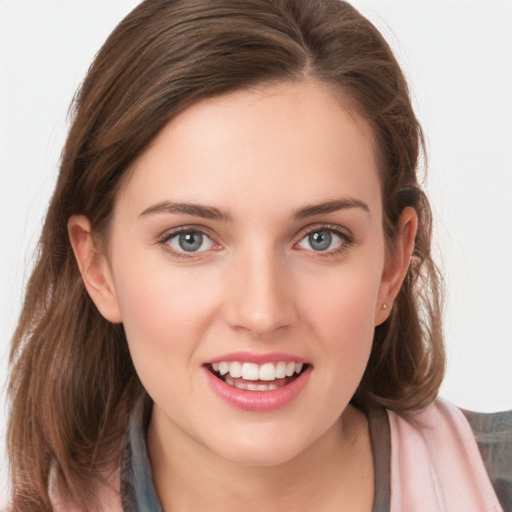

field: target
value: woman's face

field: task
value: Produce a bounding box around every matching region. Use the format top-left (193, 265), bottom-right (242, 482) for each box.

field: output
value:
top-left (97, 80), bottom-right (399, 465)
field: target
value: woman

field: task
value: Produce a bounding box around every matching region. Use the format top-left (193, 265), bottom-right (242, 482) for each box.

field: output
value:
top-left (7, 0), bottom-right (511, 510)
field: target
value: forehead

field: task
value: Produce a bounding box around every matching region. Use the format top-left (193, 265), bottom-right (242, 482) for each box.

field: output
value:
top-left (119, 80), bottom-right (381, 220)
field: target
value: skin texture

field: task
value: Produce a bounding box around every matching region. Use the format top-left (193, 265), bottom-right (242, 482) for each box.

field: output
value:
top-left (69, 79), bottom-right (417, 511)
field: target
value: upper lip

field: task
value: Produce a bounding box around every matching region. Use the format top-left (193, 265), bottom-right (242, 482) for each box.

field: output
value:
top-left (205, 351), bottom-right (308, 365)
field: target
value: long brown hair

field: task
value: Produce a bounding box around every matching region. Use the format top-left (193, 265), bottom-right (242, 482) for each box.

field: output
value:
top-left (8, 0), bottom-right (444, 509)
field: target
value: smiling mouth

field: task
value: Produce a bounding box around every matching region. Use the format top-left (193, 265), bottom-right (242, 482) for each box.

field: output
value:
top-left (206, 361), bottom-right (308, 391)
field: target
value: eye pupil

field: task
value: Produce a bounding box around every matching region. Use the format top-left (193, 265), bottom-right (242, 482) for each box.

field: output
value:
top-left (179, 232), bottom-right (203, 252)
top-left (309, 230), bottom-right (332, 251)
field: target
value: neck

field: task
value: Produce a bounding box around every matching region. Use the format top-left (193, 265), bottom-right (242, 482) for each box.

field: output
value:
top-left (147, 405), bottom-right (374, 512)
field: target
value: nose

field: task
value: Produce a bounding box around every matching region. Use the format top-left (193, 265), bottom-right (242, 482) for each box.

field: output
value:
top-left (222, 249), bottom-right (297, 337)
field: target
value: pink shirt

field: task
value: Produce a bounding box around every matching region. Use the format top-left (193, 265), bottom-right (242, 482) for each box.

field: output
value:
top-left (388, 399), bottom-right (504, 511)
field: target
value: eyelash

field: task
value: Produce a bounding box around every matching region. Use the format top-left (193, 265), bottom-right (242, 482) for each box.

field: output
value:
top-left (294, 224), bottom-right (354, 258)
top-left (157, 224), bottom-right (355, 260)
top-left (157, 226), bottom-right (220, 260)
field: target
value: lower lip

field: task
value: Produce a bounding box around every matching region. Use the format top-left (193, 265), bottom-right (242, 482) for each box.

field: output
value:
top-left (203, 366), bottom-right (312, 412)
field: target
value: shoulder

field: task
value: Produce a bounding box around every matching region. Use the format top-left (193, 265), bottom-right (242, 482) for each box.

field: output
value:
top-left (461, 406), bottom-right (512, 443)
top-left (461, 407), bottom-right (512, 510)
top-left (386, 398), bottom-right (511, 511)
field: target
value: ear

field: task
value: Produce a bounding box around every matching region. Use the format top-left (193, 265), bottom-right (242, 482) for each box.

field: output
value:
top-left (375, 206), bottom-right (418, 326)
top-left (68, 215), bottom-right (123, 323)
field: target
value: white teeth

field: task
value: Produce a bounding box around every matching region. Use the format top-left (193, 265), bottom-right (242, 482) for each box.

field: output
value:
top-left (241, 362), bottom-right (260, 380)
top-left (218, 361), bottom-right (229, 375)
top-left (259, 362), bottom-right (276, 381)
top-left (224, 376), bottom-right (282, 391)
top-left (275, 361), bottom-right (287, 378)
top-left (212, 360), bottom-right (305, 382)
top-left (229, 361), bottom-right (242, 378)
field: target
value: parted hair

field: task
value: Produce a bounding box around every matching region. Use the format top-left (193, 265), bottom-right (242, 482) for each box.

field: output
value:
top-left (8, 0), bottom-right (444, 509)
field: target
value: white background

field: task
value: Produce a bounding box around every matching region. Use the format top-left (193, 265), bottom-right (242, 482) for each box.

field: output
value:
top-left (1, 0), bottom-right (511, 501)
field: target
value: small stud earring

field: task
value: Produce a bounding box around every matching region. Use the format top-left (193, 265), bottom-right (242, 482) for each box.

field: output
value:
top-left (382, 303), bottom-right (388, 310)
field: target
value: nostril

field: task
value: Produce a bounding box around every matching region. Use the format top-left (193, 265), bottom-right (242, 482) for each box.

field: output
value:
top-left (222, 274), bottom-right (297, 335)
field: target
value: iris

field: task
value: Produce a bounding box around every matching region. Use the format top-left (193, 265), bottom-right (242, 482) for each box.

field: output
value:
top-left (308, 230), bottom-right (332, 251)
top-left (179, 232), bottom-right (203, 252)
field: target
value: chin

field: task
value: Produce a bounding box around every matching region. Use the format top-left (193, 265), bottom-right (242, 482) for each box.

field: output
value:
top-left (203, 425), bottom-right (316, 467)
top-left (218, 445), bottom-right (302, 467)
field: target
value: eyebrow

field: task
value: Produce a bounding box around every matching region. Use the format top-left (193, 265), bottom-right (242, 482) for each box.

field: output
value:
top-left (139, 201), bottom-right (232, 221)
top-left (139, 197), bottom-right (370, 222)
top-left (293, 198), bottom-right (370, 219)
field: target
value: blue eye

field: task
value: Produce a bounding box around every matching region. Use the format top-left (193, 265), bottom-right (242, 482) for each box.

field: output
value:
top-left (298, 228), bottom-right (347, 252)
top-left (167, 231), bottom-right (215, 253)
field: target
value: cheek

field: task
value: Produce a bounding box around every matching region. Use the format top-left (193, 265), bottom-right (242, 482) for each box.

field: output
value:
top-left (303, 261), bottom-right (382, 341)
top-left (111, 264), bottom-right (220, 410)
top-left (110, 250), bottom-right (221, 367)
top-left (297, 254), bottom-right (384, 381)
top-left (310, 285), bottom-right (377, 378)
